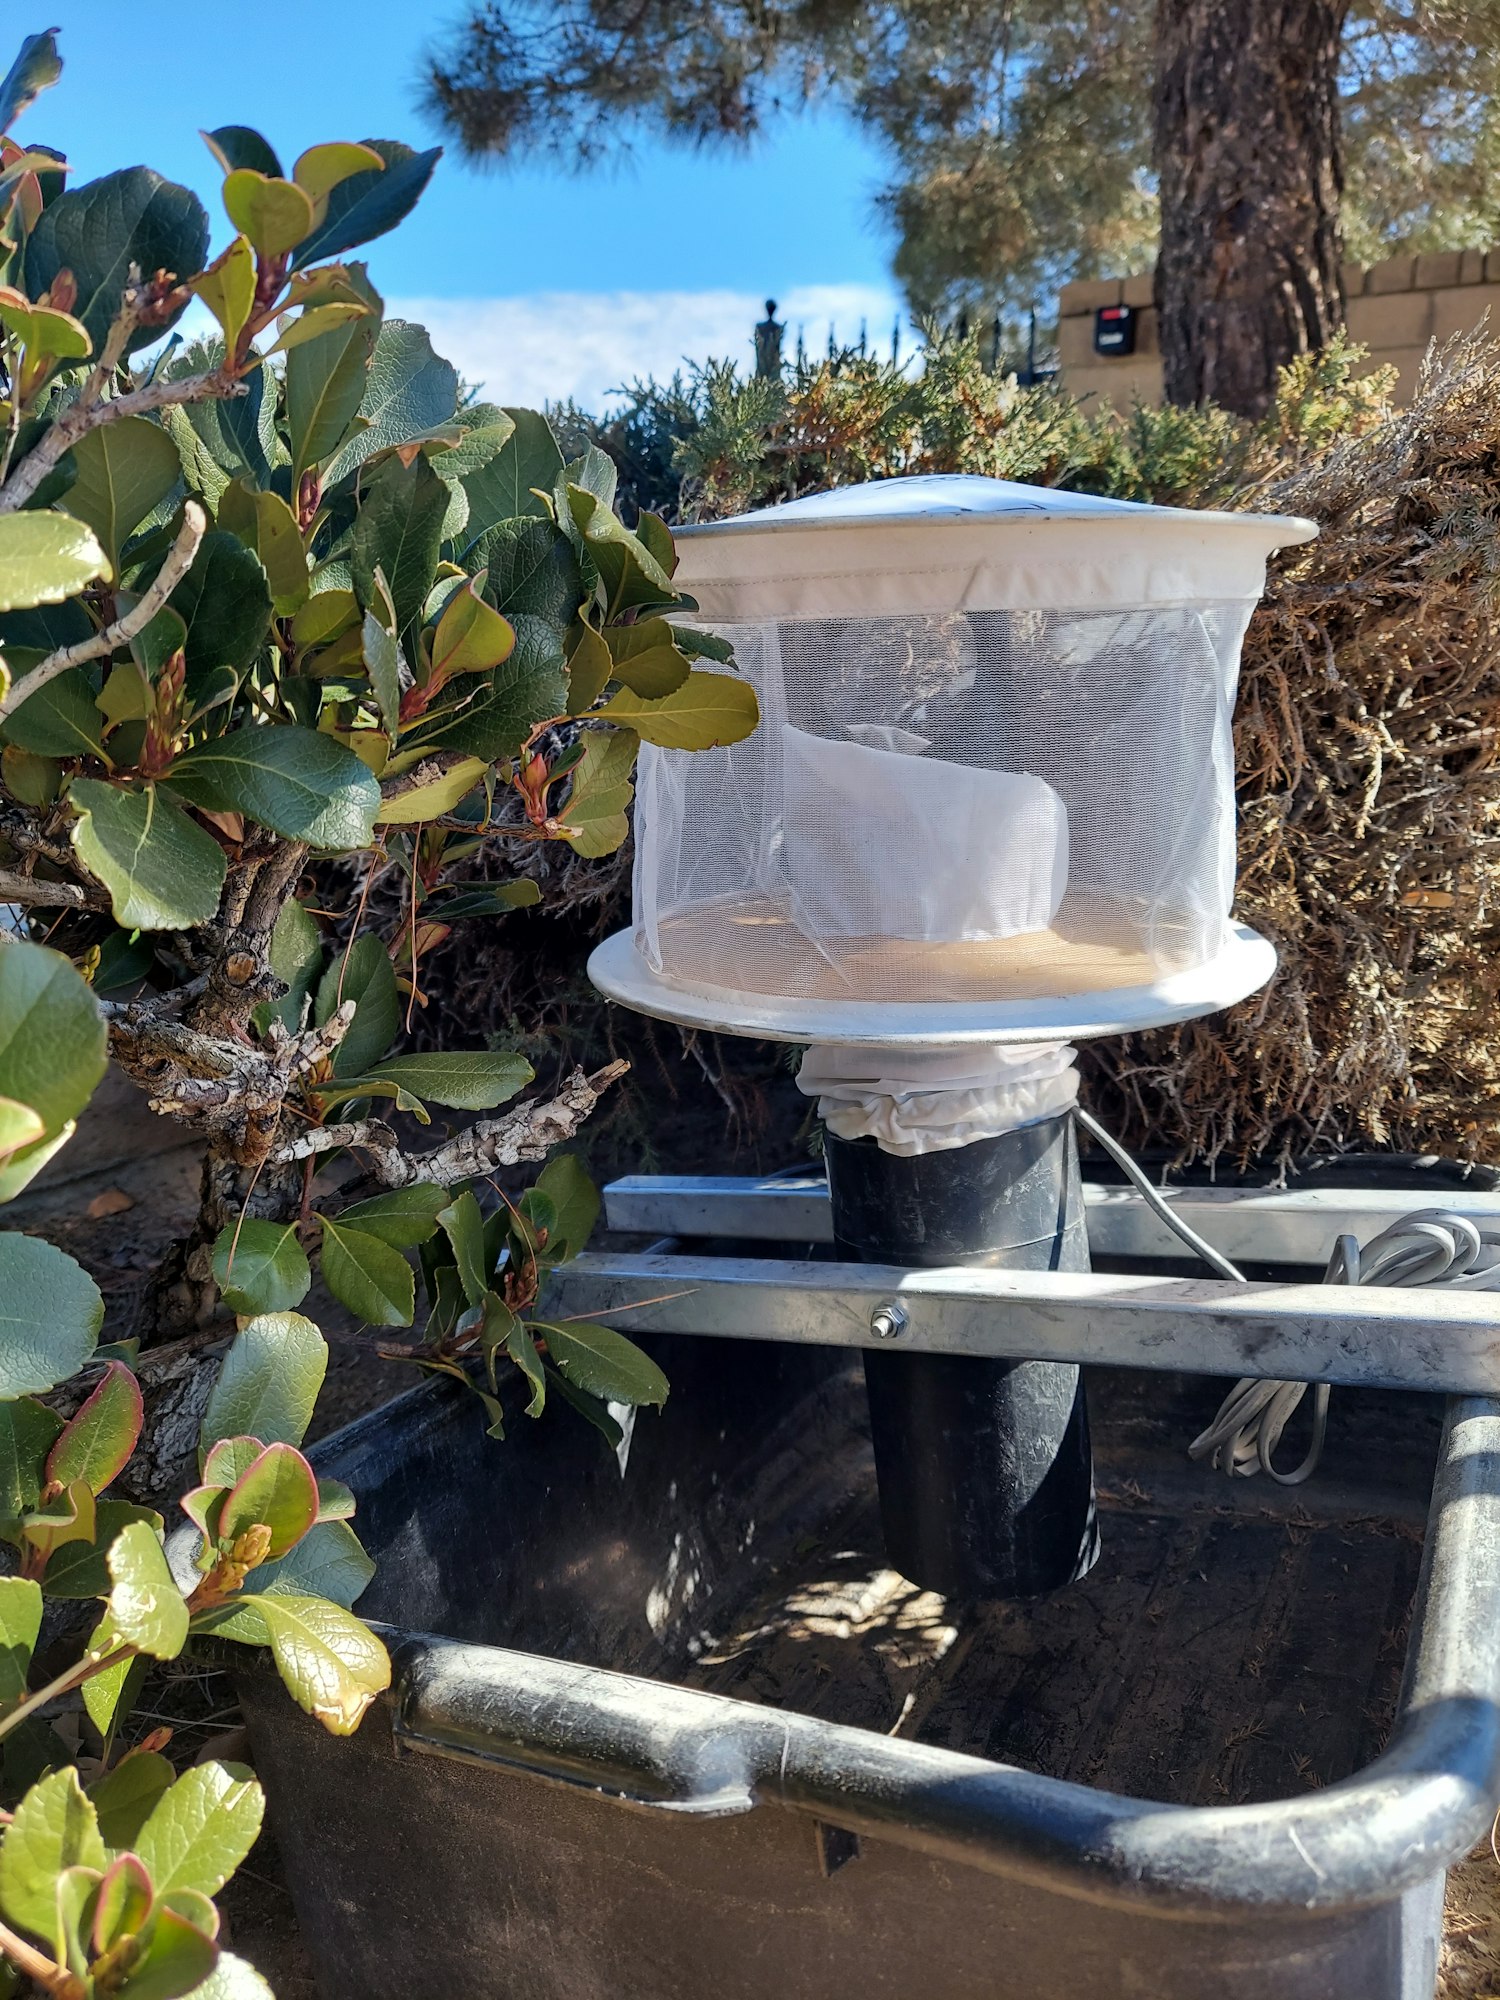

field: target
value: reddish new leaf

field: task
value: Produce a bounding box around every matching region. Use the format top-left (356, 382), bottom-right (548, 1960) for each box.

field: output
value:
top-left (44, 1361), bottom-right (143, 1496)
top-left (218, 1442), bottom-right (318, 1560)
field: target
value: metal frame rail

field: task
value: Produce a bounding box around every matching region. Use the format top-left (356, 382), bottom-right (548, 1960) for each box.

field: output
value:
top-left (529, 1174), bottom-right (1500, 1397)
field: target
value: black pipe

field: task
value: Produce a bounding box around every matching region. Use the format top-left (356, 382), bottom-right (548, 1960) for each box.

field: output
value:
top-left (823, 1111), bottom-right (1099, 1599)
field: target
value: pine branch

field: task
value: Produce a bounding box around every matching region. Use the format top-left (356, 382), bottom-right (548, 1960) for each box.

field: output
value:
top-left (0, 503), bottom-right (207, 724)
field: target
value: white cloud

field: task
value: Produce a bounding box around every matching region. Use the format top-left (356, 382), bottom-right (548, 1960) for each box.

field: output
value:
top-left (387, 284), bottom-right (907, 412)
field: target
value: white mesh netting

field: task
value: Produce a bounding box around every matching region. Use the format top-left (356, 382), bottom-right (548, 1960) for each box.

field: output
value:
top-left (633, 605), bottom-right (1253, 1005)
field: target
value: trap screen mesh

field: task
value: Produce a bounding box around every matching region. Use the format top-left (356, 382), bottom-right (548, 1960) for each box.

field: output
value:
top-left (634, 605), bottom-right (1252, 1004)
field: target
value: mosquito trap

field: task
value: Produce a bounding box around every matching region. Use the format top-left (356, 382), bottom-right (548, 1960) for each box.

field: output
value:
top-left (589, 474), bottom-right (1318, 1599)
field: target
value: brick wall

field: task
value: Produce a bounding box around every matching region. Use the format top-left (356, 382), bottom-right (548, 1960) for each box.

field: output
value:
top-left (1056, 249), bottom-right (1500, 406)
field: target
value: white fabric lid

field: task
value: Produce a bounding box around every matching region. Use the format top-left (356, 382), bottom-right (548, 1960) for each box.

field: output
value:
top-left (672, 474), bottom-right (1318, 619)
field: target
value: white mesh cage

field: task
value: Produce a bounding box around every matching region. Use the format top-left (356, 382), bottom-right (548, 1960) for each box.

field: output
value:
top-left (630, 478), bottom-right (1313, 1009)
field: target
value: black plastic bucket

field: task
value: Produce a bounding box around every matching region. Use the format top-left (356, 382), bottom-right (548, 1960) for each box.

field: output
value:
top-left (235, 1333), bottom-right (1500, 2000)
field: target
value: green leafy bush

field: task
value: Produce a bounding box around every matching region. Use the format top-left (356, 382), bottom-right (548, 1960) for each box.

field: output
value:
top-left (0, 27), bottom-right (756, 1995)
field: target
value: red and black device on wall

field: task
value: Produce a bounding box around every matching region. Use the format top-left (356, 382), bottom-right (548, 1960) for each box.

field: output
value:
top-left (1094, 303), bottom-right (1137, 356)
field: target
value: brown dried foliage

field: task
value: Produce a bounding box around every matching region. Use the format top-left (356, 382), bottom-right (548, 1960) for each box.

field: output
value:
top-left (1087, 329), bottom-right (1500, 1168)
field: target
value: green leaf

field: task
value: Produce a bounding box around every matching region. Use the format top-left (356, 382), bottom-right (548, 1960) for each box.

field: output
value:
top-left (45, 1363), bottom-right (142, 1497)
top-left (600, 670), bottom-right (759, 750)
top-left (0, 1400), bottom-right (61, 1533)
top-left (351, 452), bottom-right (449, 640)
top-left (218, 1443), bottom-right (318, 1559)
top-left (605, 619), bottom-right (692, 699)
top-left (317, 1050), bottom-right (533, 1118)
top-left (543, 1365), bottom-right (623, 1450)
top-left (472, 515), bottom-right (586, 633)
top-left (182, 1951), bottom-right (276, 2000)
top-left (185, 234), bottom-right (256, 354)
top-left (134, 1762), bottom-right (264, 1898)
top-left (201, 127), bottom-right (283, 178)
top-left (565, 624), bottom-right (612, 714)
top-left (25, 168), bottom-right (209, 355)
top-left (360, 611), bottom-right (401, 736)
top-left (564, 485), bottom-right (674, 610)
top-left (20, 1478), bottom-right (94, 1560)
top-left (252, 898), bottom-right (323, 1038)
top-left (427, 576), bottom-right (514, 680)
top-left (0, 1233), bottom-right (102, 1396)
top-left (376, 755), bottom-right (487, 825)
top-left (167, 530), bottom-right (274, 699)
top-left (672, 623), bottom-right (736, 666)
top-left (503, 1312), bottom-right (546, 1417)
top-left (435, 1191), bottom-right (487, 1308)
top-left (61, 418), bottom-right (182, 572)
top-left (41, 1501), bottom-right (162, 1601)
top-left (70, 779), bottom-right (227, 932)
top-left (168, 726), bottom-right (381, 849)
top-left (0, 745), bottom-right (61, 806)
top-left (386, 616), bottom-right (567, 773)
top-left (89, 1520), bottom-right (189, 1662)
top-left (91, 1849), bottom-right (154, 1955)
top-left (0, 938), bottom-right (107, 1137)
top-left (333, 1182), bottom-right (448, 1249)
top-left (89, 1750), bottom-right (174, 1852)
top-left (114, 1904), bottom-right (219, 2000)
top-left (315, 1479), bottom-right (356, 1523)
top-left (0, 1769), bottom-right (105, 1942)
top-left (199, 1594), bottom-right (390, 1735)
top-left (200, 1314), bottom-right (328, 1453)
top-left (215, 482), bottom-right (308, 617)
top-left (0, 32), bottom-right (61, 134)
top-left (323, 320), bottom-right (459, 488)
top-left (533, 1320), bottom-right (669, 1408)
top-left (461, 409), bottom-right (564, 527)
top-left (315, 933), bottom-right (399, 1078)
top-left (248, 1518), bottom-right (374, 1609)
top-left (0, 1098), bottom-right (42, 1158)
top-left (81, 1652), bottom-right (149, 1745)
top-left (427, 879), bottom-right (540, 919)
top-left (285, 274), bottom-right (381, 482)
top-left (558, 728), bottom-right (636, 858)
top-left (532, 1153), bottom-right (600, 1263)
top-left (222, 169), bottom-right (314, 258)
top-left (211, 1221), bottom-right (312, 1318)
top-left (291, 139), bottom-right (441, 269)
top-left (0, 512), bottom-right (109, 612)
top-left (317, 1217), bottom-right (415, 1327)
top-left (0, 1577), bottom-right (41, 1718)
top-left (3, 665), bottom-right (104, 760)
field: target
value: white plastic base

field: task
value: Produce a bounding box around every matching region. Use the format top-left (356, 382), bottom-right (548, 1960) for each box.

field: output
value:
top-left (586, 924), bottom-right (1278, 1049)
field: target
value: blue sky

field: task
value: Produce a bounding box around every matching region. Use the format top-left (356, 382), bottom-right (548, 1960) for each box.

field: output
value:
top-left (18, 3), bottom-right (905, 407)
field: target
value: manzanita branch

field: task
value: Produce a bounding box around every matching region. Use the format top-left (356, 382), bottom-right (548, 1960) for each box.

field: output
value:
top-left (0, 1917), bottom-right (78, 2000)
top-left (0, 362), bottom-right (234, 514)
top-left (274, 1061), bottom-right (630, 1187)
top-left (0, 503), bottom-right (208, 723)
top-left (0, 868), bottom-right (108, 910)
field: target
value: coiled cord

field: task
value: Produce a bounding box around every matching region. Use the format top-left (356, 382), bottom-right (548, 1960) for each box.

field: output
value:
top-left (1075, 1108), bottom-right (1500, 1485)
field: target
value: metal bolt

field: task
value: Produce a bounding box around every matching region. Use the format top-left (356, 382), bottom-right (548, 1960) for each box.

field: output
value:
top-left (870, 1300), bottom-right (908, 1341)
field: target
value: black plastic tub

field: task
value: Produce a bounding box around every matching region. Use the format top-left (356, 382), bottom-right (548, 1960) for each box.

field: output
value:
top-left (237, 1340), bottom-right (1500, 2000)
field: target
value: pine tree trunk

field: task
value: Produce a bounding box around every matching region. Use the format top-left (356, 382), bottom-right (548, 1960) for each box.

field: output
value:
top-left (1153, 0), bottom-right (1349, 415)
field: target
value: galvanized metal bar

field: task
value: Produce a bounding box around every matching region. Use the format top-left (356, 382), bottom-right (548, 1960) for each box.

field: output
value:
top-left (603, 1172), bottom-right (1500, 1267)
top-left (543, 1248), bottom-right (1500, 1396)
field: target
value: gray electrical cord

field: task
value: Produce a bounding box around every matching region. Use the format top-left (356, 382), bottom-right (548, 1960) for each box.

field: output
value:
top-left (1074, 1106), bottom-right (1500, 1485)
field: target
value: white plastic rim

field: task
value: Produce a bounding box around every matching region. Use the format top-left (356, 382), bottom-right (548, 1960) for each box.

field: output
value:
top-left (670, 475), bottom-right (1319, 620)
top-left (586, 924), bottom-right (1278, 1049)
